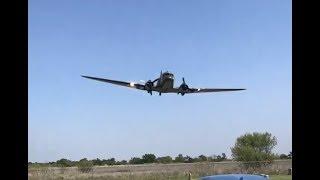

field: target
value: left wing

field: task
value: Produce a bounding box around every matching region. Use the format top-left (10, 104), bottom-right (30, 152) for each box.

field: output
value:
top-left (81, 75), bottom-right (146, 90)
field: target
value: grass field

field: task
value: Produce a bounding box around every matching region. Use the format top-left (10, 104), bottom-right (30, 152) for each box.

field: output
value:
top-left (270, 175), bottom-right (292, 180)
top-left (28, 160), bottom-right (292, 180)
top-left (28, 174), bottom-right (292, 180)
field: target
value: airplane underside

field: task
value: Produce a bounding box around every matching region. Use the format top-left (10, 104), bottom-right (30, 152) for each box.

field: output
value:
top-left (82, 71), bottom-right (245, 96)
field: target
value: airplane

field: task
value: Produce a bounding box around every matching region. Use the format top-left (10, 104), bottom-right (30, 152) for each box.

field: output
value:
top-left (81, 71), bottom-right (245, 96)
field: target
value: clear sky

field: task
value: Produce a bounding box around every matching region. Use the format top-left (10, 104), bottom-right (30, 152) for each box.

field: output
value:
top-left (28, 0), bottom-right (292, 162)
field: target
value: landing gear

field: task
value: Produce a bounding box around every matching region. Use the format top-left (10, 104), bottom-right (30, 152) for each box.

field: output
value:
top-left (159, 92), bottom-right (161, 96)
top-left (148, 91), bottom-right (152, 95)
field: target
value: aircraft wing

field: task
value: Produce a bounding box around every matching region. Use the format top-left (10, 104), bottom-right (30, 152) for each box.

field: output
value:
top-left (81, 75), bottom-right (146, 90)
top-left (167, 87), bottom-right (245, 94)
top-left (187, 88), bottom-right (246, 93)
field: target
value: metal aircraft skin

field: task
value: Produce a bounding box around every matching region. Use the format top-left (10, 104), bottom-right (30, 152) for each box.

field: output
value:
top-left (82, 71), bottom-right (245, 96)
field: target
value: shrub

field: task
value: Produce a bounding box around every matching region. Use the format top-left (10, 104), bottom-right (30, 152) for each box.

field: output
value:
top-left (231, 132), bottom-right (277, 170)
top-left (77, 158), bottom-right (94, 173)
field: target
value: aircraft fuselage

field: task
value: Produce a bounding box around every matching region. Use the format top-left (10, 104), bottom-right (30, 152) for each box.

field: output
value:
top-left (155, 72), bottom-right (174, 92)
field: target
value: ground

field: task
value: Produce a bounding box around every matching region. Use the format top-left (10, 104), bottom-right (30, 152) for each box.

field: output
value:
top-left (269, 175), bottom-right (292, 180)
top-left (28, 160), bottom-right (292, 180)
top-left (28, 174), bottom-right (292, 180)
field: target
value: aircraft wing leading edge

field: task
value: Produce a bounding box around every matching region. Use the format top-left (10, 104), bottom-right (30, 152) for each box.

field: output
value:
top-left (81, 75), bottom-right (145, 90)
top-left (166, 87), bottom-right (245, 94)
top-left (188, 88), bottom-right (246, 93)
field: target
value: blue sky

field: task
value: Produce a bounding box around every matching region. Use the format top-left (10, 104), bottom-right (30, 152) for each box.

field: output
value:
top-left (28, 0), bottom-right (291, 162)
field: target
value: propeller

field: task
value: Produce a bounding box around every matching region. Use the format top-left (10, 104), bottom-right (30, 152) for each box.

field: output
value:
top-left (143, 78), bottom-right (159, 95)
top-left (181, 77), bottom-right (189, 90)
top-left (178, 77), bottom-right (189, 96)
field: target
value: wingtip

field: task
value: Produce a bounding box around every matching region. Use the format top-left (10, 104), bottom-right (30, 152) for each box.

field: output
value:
top-left (81, 75), bottom-right (94, 79)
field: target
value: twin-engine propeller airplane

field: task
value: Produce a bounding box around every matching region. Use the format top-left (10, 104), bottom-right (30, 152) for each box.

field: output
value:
top-left (82, 71), bottom-right (245, 96)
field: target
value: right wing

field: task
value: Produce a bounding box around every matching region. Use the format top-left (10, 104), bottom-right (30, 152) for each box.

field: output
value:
top-left (187, 88), bottom-right (246, 93)
top-left (81, 75), bottom-right (146, 90)
top-left (166, 87), bottom-right (245, 94)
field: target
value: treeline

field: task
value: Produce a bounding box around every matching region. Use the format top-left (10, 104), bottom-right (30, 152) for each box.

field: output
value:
top-left (128, 153), bottom-right (228, 165)
top-left (277, 152), bottom-right (292, 160)
top-left (28, 153), bottom-right (228, 167)
top-left (29, 132), bottom-right (292, 169)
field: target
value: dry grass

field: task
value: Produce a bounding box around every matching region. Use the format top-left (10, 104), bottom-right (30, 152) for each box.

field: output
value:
top-left (28, 160), bottom-right (292, 180)
top-left (270, 175), bottom-right (292, 180)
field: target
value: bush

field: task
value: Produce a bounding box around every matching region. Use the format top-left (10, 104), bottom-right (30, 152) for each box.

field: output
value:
top-left (129, 157), bottom-right (144, 164)
top-left (174, 154), bottom-right (185, 163)
top-left (156, 156), bottom-right (173, 164)
top-left (56, 158), bottom-right (73, 167)
top-left (231, 132), bottom-right (277, 170)
top-left (77, 158), bottom-right (94, 173)
top-left (142, 154), bottom-right (156, 163)
top-left (280, 154), bottom-right (288, 159)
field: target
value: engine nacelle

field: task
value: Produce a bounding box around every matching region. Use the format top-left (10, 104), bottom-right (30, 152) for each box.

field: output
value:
top-left (177, 77), bottom-right (189, 96)
top-left (178, 83), bottom-right (189, 96)
top-left (179, 84), bottom-right (188, 91)
top-left (145, 80), bottom-right (154, 95)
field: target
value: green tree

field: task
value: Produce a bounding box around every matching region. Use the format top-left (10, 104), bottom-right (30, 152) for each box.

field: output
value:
top-left (198, 155), bottom-right (208, 162)
top-left (231, 132), bottom-right (277, 170)
top-left (106, 158), bottom-right (116, 165)
top-left (122, 160), bottom-right (128, 164)
top-left (279, 154), bottom-right (288, 159)
top-left (92, 158), bottom-right (103, 166)
top-left (216, 155), bottom-right (223, 162)
top-left (56, 158), bottom-right (73, 167)
top-left (101, 159), bottom-right (108, 165)
top-left (222, 153), bottom-right (227, 160)
top-left (142, 154), bottom-right (156, 163)
top-left (174, 154), bottom-right (185, 163)
top-left (113, 159), bottom-right (127, 165)
top-left (156, 156), bottom-right (173, 164)
top-left (214, 153), bottom-right (227, 162)
top-left (129, 157), bottom-right (143, 164)
top-left (185, 156), bottom-right (195, 163)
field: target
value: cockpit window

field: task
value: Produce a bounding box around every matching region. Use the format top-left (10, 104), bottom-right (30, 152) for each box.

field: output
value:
top-left (163, 72), bottom-right (174, 78)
